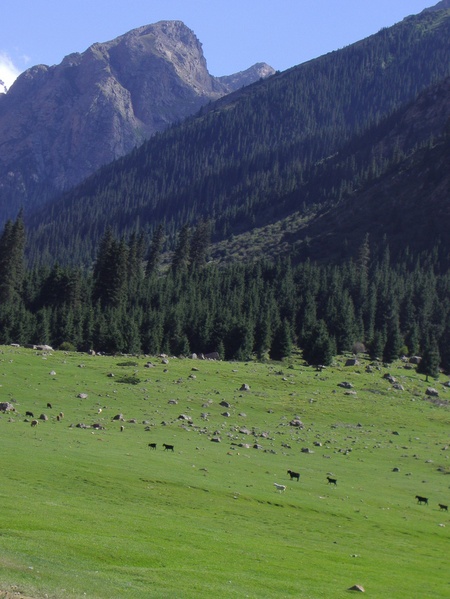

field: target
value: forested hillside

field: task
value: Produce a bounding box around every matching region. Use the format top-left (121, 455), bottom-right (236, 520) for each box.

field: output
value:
top-left (0, 5), bottom-right (449, 369)
top-left (1, 213), bottom-right (449, 375)
top-left (24, 5), bottom-right (450, 266)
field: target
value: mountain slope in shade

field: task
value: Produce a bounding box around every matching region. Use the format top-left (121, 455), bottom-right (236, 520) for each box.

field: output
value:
top-left (0, 21), bottom-right (274, 222)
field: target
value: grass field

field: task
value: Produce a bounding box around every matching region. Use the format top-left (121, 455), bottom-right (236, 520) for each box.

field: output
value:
top-left (0, 346), bottom-right (448, 598)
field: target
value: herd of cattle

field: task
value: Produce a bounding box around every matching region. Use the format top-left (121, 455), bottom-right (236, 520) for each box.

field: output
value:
top-left (1, 399), bottom-right (447, 511)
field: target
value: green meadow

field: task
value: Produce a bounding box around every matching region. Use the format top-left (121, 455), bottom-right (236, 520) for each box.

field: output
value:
top-left (0, 346), bottom-right (448, 599)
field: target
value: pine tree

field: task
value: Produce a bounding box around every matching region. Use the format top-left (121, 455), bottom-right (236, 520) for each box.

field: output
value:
top-left (417, 338), bottom-right (440, 382)
top-left (189, 219), bottom-right (211, 271)
top-left (302, 320), bottom-right (335, 366)
top-left (92, 230), bottom-right (128, 308)
top-left (270, 319), bottom-right (292, 360)
top-left (171, 225), bottom-right (191, 275)
top-left (0, 211), bottom-right (26, 304)
top-left (382, 321), bottom-right (404, 364)
top-left (146, 225), bottom-right (165, 277)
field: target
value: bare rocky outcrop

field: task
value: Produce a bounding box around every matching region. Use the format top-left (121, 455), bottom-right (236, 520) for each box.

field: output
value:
top-left (0, 21), bottom-right (274, 223)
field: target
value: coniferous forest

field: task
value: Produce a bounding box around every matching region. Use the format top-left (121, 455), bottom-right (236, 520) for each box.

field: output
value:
top-left (1, 213), bottom-right (449, 377)
top-left (0, 6), bottom-right (449, 375)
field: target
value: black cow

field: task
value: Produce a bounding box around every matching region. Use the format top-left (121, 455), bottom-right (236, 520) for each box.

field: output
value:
top-left (148, 443), bottom-right (157, 450)
top-left (438, 503), bottom-right (448, 511)
top-left (287, 470), bottom-right (300, 481)
top-left (416, 495), bottom-right (428, 505)
top-left (327, 476), bottom-right (337, 486)
top-left (163, 443), bottom-right (174, 452)
top-left (25, 411), bottom-right (34, 418)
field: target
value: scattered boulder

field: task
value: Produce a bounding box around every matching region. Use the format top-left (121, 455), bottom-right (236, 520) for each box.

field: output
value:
top-left (426, 387), bottom-right (439, 397)
top-left (211, 437), bottom-right (221, 443)
top-left (239, 384), bottom-right (250, 391)
top-left (393, 383), bottom-right (405, 391)
top-left (221, 412), bottom-right (230, 417)
top-left (204, 352), bottom-right (220, 360)
top-left (39, 413), bottom-right (48, 421)
top-left (0, 402), bottom-right (14, 412)
top-left (348, 585), bottom-right (365, 592)
top-left (345, 358), bottom-right (359, 366)
top-left (178, 414), bottom-right (192, 422)
top-left (338, 382), bottom-right (353, 389)
top-left (289, 418), bottom-right (304, 428)
top-left (113, 414), bottom-right (124, 421)
top-left (409, 356), bottom-right (422, 364)
top-left (49, 370), bottom-right (56, 376)
top-left (77, 393), bottom-right (88, 399)
top-left (219, 400), bottom-right (231, 408)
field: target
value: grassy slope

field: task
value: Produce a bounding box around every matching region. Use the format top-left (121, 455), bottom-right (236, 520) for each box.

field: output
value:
top-left (0, 347), bottom-right (448, 598)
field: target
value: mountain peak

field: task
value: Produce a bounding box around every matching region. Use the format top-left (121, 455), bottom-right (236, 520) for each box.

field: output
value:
top-left (0, 21), bottom-right (273, 223)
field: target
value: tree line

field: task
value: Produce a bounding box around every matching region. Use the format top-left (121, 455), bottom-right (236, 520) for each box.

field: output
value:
top-left (0, 214), bottom-right (448, 379)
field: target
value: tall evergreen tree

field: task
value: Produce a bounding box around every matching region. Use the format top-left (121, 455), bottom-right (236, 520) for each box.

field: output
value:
top-left (146, 225), bottom-right (165, 277)
top-left (417, 337), bottom-right (441, 382)
top-left (0, 211), bottom-right (26, 304)
top-left (171, 225), bottom-right (191, 275)
top-left (189, 219), bottom-right (211, 271)
top-left (270, 319), bottom-right (292, 360)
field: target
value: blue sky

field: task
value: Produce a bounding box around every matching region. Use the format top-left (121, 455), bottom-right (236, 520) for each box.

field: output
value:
top-left (0, 0), bottom-right (437, 90)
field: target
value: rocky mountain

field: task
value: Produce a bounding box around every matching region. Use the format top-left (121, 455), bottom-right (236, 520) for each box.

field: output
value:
top-left (0, 21), bottom-right (274, 223)
top-left (22, 2), bottom-right (450, 268)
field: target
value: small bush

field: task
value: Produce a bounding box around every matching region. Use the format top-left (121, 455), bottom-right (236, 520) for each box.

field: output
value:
top-left (59, 341), bottom-right (76, 352)
top-left (117, 375), bottom-right (141, 385)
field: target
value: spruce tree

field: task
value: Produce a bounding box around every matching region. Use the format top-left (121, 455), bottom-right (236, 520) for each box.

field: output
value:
top-left (146, 225), bottom-right (165, 277)
top-left (382, 321), bottom-right (404, 364)
top-left (302, 320), bottom-right (335, 366)
top-left (417, 338), bottom-right (441, 382)
top-left (270, 319), bottom-right (292, 361)
top-left (189, 219), bottom-right (211, 271)
top-left (0, 212), bottom-right (26, 304)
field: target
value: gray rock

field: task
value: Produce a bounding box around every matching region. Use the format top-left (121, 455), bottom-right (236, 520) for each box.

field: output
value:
top-left (0, 22), bottom-right (274, 221)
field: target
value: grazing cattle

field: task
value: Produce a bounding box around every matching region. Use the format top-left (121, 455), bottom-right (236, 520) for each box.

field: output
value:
top-left (59, 412), bottom-right (64, 419)
top-left (31, 420), bottom-right (38, 427)
top-left (416, 495), bottom-right (428, 505)
top-left (327, 476), bottom-right (337, 486)
top-left (287, 470), bottom-right (300, 481)
top-left (148, 443), bottom-right (157, 450)
top-left (439, 503), bottom-right (448, 511)
top-left (274, 483), bottom-right (286, 492)
top-left (163, 443), bottom-right (174, 451)
top-left (25, 411), bottom-right (34, 418)
top-left (120, 425), bottom-right (125, 432)
top-left (47, 403), bottom-right (52, 409)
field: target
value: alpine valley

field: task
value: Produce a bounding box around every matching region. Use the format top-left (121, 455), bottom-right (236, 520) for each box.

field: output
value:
top-left (0, 1), bottom-right (449, 368)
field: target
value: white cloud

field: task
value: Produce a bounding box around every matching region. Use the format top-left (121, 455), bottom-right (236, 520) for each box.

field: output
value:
top-left (0, 52), bottom-right (21, 92)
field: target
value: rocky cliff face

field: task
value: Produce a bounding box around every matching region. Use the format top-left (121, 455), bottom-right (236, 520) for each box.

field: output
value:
top-left (0, 21), bottom-right (274, 222)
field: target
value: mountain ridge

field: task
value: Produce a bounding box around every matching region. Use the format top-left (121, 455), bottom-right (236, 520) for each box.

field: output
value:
top-left (22, 3), bottom-right (450, 267)
top-left (0, 20), bottom-right (274, 224)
